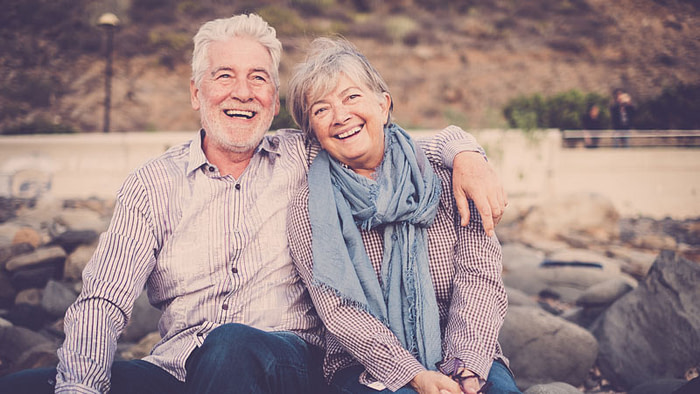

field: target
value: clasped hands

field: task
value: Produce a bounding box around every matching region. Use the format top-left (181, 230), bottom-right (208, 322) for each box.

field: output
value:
top-left (410, 368), bottom-right (485, 394)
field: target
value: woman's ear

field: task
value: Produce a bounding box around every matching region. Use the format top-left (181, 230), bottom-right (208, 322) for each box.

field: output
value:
top-left (381, 92), bottom-right (392, 125)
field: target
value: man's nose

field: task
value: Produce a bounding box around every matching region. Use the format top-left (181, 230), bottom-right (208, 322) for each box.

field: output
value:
top-left (229, 79), bottom-right (253, 102)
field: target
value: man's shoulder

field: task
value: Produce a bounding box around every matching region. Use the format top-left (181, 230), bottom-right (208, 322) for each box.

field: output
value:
top-left (266, 128), bottom-right (305, 146)
top-left (135, 138), bottom-right (194, 174)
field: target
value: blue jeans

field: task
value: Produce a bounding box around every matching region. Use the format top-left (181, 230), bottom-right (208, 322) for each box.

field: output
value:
top-left (0, 360), bottom-right (183, 394)
top-left (185, 323), bottom-right (326, 394)
top-left (330, 359), bottom-right (521, 394)
top-left (0, 323), bottom-right (326, 394)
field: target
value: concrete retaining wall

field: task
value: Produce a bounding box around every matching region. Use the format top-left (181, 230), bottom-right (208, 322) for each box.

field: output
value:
top-left (1, 130), bottom-right (698, 219)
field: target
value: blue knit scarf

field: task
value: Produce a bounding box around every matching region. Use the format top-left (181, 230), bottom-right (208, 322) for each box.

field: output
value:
top-left (308, 123), bottom-right (442, 369)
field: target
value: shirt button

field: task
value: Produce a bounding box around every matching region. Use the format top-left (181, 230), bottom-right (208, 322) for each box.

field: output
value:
top-left (232, 267), bottom-right (238, 274)
top-left (208, 166), bottom-right (215, 172)
top-left (235, 183), bottom-right (241, 190)
top-left (222, 304), bottom-right (228, 310)
top-left (196, 332), bottom-right (203, 337)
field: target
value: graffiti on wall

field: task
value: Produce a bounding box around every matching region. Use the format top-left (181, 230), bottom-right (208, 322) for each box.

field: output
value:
top-left (0, 156), bottom-right (55, 199)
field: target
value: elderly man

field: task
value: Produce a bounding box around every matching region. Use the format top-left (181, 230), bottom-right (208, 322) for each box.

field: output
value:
top-left (0, 13), bottom-right (505, 394)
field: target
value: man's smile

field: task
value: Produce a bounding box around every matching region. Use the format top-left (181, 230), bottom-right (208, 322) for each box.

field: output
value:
top-left (224, 109), bottom-right (256, 119)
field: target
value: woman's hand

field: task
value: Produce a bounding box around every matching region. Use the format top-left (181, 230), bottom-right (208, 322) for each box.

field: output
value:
top-left (457, 373), bottom-right (481, 394)
top-left (410, 370), bottom-right (462, 394)
top-left (451, 151), bottom-right (507, 236)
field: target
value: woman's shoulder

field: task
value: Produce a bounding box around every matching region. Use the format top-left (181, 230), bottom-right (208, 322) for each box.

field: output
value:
top-left (290, 182), bottom-right (311, 209)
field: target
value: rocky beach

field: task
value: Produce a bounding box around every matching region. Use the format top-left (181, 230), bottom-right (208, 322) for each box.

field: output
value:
top-left (0, 193), bottom-right (698, 394)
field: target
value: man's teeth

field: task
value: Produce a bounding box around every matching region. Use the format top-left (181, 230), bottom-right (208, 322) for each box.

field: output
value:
top-left (337, 127), bottom-right (362, 139)
top-left (224, 109), bottom-right (255, 119)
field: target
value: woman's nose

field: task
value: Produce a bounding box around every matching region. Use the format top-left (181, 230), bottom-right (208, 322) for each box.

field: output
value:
top-left (332, 105), bottom-right (351, 124)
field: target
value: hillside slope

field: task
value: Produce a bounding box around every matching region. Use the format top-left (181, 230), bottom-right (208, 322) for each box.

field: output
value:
top-left (2, 0), bottom-right (698, 132)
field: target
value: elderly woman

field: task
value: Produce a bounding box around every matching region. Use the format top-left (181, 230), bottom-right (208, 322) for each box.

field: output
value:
top-left (286, 38), bottom-right (520, 394)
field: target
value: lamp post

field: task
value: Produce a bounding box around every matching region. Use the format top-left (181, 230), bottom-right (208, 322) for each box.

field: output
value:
top-left (98, 13), bottom-right (120, 133)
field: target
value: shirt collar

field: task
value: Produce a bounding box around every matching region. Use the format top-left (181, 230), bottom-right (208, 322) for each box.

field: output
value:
top-left (186, 129), bottom-right (209, 175)
top-left (186, 129), bottom-right (283, 175)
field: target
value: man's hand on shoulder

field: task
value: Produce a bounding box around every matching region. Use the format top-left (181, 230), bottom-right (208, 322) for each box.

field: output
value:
top-left (452, 151), bottom-right (507, 236)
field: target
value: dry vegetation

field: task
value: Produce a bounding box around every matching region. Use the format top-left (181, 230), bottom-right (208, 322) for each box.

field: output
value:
top-left (1, 0), bottom-right (698, 133)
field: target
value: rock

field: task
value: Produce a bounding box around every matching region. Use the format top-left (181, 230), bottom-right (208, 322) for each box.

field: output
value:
top-left (51, 229), bottom-right (98, 254)
top-left (12, 227), bottom-right (41, 248)
top-left (9, 262), bottom-right (63, 290)
top-left (0, 270), bottom-right (16, 309)
top-left (502, 243), bottom-right (544, 272)
top-left (0, 325), bottom-right (58, 376)
top-left (499, 306), bottom-right (598, 389)
top-left (576, 278), bottom-right (634, 307)
top-left (120, 331), bottom-right (161, 361)
top-left (5, 246), bottom-right (66, 272)
top-left (546, 248), bottom-right (623, 274)
top-left (559, 306), bottom-right (605, 329)
top-left (523, 381), bottom-right (582, 394)
top-left (506, 287), bottom-right (540, 308)
top-left (52, 208), bottom-right (108, 235)
top-left (120, 291), bottom-right (162, 343)
top-left (0, 223), bottom-right (21, 246)
top-left (518, 235), bottom-right (570, 254)
top-left (628, 378), bottom-right (687, 394)
top-left (605, 245), bottom-right (657, 278)
top-left (41, 280), bottom-right (77, 317)
top-left (0, 242), bottom-right (35, 269)
top-left (5, 304), bottom-right (53, 331)
top-left (14, 288), bottom-right (43, 307)
top-left (519, 193), bottom-right (620, 243)
top-left (63, 243), bottom-right (97, 281)
top-left (592, 251), bottom-right (700, 390)
top-left (503, 265), bottom-right (618, 303)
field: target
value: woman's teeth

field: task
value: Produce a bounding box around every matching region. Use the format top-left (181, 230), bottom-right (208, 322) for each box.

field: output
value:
top-left (337, 127), bottom-right (362, 139)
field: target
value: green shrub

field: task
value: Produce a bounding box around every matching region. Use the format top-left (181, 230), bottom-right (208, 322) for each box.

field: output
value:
top-left (634, 83), bottom-right (700, 129)
top-left (503, 89), bottom-right (609, 130)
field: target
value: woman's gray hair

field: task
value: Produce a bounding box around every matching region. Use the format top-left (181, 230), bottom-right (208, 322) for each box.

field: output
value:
top-left (287, 37), bottom-right (393, 138)
top-left (191, 14), bottom-right (282, 90)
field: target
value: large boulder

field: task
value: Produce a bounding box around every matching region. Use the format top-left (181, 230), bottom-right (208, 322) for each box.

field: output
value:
top-left (503, 264), bottom-right (620, 303)
top-left (523, 382), bottom-right (583, 394)
top-left (0, 325), bottom-right (59, 376)
top-left (500, 306), bottom-right (598, 389)
top-left (591, 251), bottom-right (700, 390)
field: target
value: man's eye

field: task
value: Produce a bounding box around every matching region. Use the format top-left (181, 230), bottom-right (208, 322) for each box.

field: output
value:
top-left (216, 73), bottom-right (232, 79)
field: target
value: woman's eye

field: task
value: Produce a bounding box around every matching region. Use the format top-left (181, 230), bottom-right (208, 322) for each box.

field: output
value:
top-left (313, 107), bottom-right (327, 116)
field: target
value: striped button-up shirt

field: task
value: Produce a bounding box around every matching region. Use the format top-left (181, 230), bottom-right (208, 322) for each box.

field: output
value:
top-left (287, 134), bottom-right (508, 391)
top-left (55, 127), bottom-right (481, 393)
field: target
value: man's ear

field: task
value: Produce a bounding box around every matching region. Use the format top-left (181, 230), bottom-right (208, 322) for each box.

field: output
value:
top-left (190, 80), bottom-right (200, 111)
top-left (275, 92), bottom-right (281, 116)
